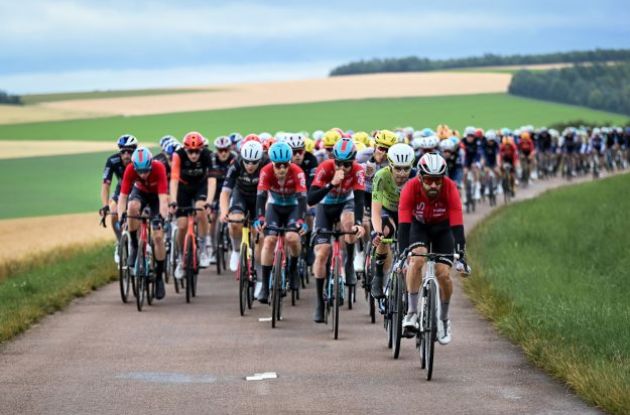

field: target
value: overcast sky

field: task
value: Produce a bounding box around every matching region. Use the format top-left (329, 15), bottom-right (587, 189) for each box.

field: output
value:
top-left (2, 0), bottom-right (629, 93)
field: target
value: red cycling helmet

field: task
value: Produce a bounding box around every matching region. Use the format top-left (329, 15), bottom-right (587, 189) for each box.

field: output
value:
top-left (243, 134), bottom-right (261, 144)
top-left (183, 131), bottom-right (205, 150)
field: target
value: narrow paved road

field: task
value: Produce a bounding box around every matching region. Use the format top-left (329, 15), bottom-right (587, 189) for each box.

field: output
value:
top-left (0, 175), bottom-right (605, 415)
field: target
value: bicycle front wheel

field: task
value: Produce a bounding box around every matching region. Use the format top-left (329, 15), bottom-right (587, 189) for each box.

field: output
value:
top-left (136, 240), bottom-right (146, 312)
top-left (185, 236), bottom-right (194, 303)
top-left (271, 250), bottom-right (282, 328)
top-left (421, 281), bottom-right (438, 381)
top-left (333, 259), bottom-right (341, 340)
top-left (118, 233), bottom-right (131, 303)
top-left (239, 248), bottom-right (248, 316)
top-left (392, 274), bottom-right (403, 359)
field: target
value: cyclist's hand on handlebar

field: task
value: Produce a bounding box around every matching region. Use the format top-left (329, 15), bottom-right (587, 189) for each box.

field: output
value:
top-left (253, 218), bottom-right (265, 233)
top-left (352, 224), bottom-right (365, 238)
top-left (98, 205), bottom-right (110, 217)
top-left (297, 220), bottom-right (308, 236)
top-left (220, 212), bottom-right (229, 223)
top-left (168, 202), bottom-right (177, 214)
top-left (372, 232), bottom-right (383, 247)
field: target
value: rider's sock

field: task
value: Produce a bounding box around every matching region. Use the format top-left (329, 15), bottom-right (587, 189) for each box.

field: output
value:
top-left (345, 243), bottom-right (355, 274)
top-left (155, 260), bottom-right (164, 279)
top-left (316, 277), bottom-right (325, 302)
top-left (408, 292), bottom-right (419, 314)
top-left (130, 230), bottom-right (138, 250)
top-left (375, 253), bottom-right (387, 279)
top-left (261, 265), bottom-right (272, 290)
top-left (289, 256), bottom-right (298, 276)
top-left (441, 301), bottom-right (450, 321)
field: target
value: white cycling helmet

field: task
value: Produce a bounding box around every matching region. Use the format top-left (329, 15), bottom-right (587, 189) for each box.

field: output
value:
top-left (285, 133), bottom-right (305, 149)
top-left (214, 135), bottom-right (231, 149)
top-left (418, 153), bottom-right (447, 177)
top-left (464, 126), bottom-right (476, 136)
top-left (387, 143), bottom-right (415, 167)
top-left (420, 135), bottom-right (439, 150)
top-left (486, 129), bottom-right (498, 142)
top-left (439, 139), bottom-right (456, 153)
top-left (240, 140), bottom-right (264, 162)
top-left (259, 132), bottom-right (272, 141)
top-left (312, 130), bottom-right (325, 141)
top-left (411, 137), bottom-right (423, 150)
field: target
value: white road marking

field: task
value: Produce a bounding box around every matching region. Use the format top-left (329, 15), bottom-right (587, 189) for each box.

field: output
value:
top-left (246, 372), bottom-right (278, 381)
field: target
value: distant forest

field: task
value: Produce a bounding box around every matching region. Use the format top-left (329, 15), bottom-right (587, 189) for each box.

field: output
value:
top-left (0, 90), bottom-right (21, 105)
top-left (329, 49), bottom-right (630, 76)
top-left (509, 62), bottom-right (630, 116)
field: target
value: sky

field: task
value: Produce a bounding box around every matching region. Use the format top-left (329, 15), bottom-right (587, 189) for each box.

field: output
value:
top-left (1, 0), bottom-right (629, 94)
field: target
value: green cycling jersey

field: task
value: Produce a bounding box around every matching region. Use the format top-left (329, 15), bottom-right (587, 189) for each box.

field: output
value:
top-left (372, 166), bottom-right (414, 212)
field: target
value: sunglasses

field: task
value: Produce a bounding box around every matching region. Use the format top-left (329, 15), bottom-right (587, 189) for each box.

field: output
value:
top-left (120, 149), bottom-right (134, 155)
top-left (186, 149), bottom-right (201, 155)
top-left (244, 160), bottom-right (259, 166)
top-left (217, 148), bottom-right (230, 153)
top-left (376, 146), bottom-right (389, 153)
top-left (335, 160), bottom-right (353, 168)
top-left (393, 166), bottom-right (411, 172)
top-left (293, 149), bottom-right (305, 155)
top-left (422, 176), bottom-right (443, 186)
top-left (136, 169), bottom-right (151, 175)
top-left (273, 162), bottom-right (290, 169)
top-left (325, 147), bottom-right (334, 152)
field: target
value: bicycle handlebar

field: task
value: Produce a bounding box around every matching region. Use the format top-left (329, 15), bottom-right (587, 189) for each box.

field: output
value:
top-left (264, 225), bottom-right (301, 233)
top-left (315, 229), bottom-right (359, 238)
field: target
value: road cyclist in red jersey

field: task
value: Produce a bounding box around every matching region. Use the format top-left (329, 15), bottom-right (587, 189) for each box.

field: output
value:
top-left (117, 146), bottom-right (170, 300)
top-left (397, 153), bottom-right (471, 345)
top-left (307, 138), bottom-right (366, 323)
top-left (254, 142), bottom-right (308, 304)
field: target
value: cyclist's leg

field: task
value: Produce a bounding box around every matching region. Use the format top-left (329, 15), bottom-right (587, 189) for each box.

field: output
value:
top-left (284, 205), bottom-right (302, 289)
top-left (372, 211), bottom-right (396, 298)
top-left (257, 204), bottom-right (280, 302)
top-left (432, 224), bottom-right (455, 343)
top-left (126, 188), bottom-right (145, 266)
top-left (109, 191), bottom-right (121, 240)
top-left (340, 201), bottom-right (357, 285)
top-left (148, 195), bottom-right (167, 299)
top-left (312, 204), bottom-right (335, 322)
top-left (403, 219), bottom-right (428, 330)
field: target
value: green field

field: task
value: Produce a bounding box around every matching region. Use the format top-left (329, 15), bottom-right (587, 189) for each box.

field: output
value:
top-left (466, 174), bottom-right (630, 414)
top-left (20, 88), bottom-right (211, 105)
top-left (0, 93), bottom-right (627, 142)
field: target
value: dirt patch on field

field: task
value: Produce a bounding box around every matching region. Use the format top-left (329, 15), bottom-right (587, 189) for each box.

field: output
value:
top-left (0, 213), bottom-right (113, 270)
top-left (40, 72), bottom-right (511, 117)
top-left (0, 104), bottom-right (109, 125)
top-left (0, 141), bottom-right (116, 159)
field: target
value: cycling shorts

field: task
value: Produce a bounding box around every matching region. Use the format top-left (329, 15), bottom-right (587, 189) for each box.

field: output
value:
top-left (313, 200), bottom-right (355, 245)
top-left (409, 219), bottom-right (454, 266)
top-left (264, 204), bottom-right (301, 236)
top-left (229, 188), bottom-right (256, 219)
top-left (176, 181), bottom-right (208, 218)
top-left (129, 187), bottom-right (161, 228)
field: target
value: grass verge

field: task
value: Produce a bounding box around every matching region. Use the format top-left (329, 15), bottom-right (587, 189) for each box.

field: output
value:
top-left (0, 242), bottom-right (116, 344)
top-left (465, 174), bottom-right (630, 414)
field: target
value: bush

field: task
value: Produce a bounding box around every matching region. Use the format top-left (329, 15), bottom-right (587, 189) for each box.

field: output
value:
top-left (0, 90), bottom-right (22, 105)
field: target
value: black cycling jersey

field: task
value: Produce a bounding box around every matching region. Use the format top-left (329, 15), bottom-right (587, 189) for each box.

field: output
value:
top-left (538, 132), bottom-right (552, 151)
top-left (222, 157), bottom-right (268, 197)
top-left (296, 152), bottom-right (318, 188)
top-left (102, 153), bottom-right (127, 185)
top-left (173, 147), bottom-right (213, 185)
top-left (481, 142), bottom-right (499, 168)
top-left (153, 152), bottom-right (171, 179)
top-left (208, 151), bottom-right (238, 199)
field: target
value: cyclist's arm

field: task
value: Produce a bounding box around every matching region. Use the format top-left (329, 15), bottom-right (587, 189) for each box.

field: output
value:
top-left (219, 188), bottom-right (231, 219)
top-left (397, 181), bottom-right (414, 252)
top-left (117, 164), bottom-right (134, 217)
top-left (207, 177), bottom-right (217, 206)
top-left (295, 169), bottom-right (308, 221)
top-left (447, 179), bottom-right (466, 252)
top-left (307, 184), bottom-right (332, 205)
top-left (158, 194), bottom-right (169, 220)
top-left (117, 193), bottom-right (128, 218)
top-left (170, 153), bottom-right (181, 204)
top-left (371, 199), bottom-right (383, 234)
top-left (100, 182), bottom-right (111, 207)
top-left (297, 192), bottom-right (307, 221)
top-left (156, 162), bottom-right (169, 219)
top-left (352, 166), bottom-right (366, 225)
top-left (255, 190), bottom-right (268, 220)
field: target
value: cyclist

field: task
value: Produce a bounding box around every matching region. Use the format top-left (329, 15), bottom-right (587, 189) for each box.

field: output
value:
top-left (100, 134), bottom-right (138, 263)
top-left (370, 143), bottom-right (416, 299)
top-left (154, 136), bottom-right (180, 179)
top-left (439, 137), bottom-right (464, 189)
top-left (254, 142), bottom-right (307, 303)
top-left (315, 129), bottom-right (341, 164)
top-left (229, 132), bottom-right (243, 152)
top-left (461, 127), bottom-right (483, 200)
top-left (308, 138), bottom-right (366, 323)
top-left (480, 130), bottom-right (500, 195)
top-left (220, 139), bottom-right (266, 272)
top-left (207, 136), bottom-right (238, 263)
top-left (170, 132), bottom-right (215, 275)
top-left (518, 131), bottom-right (535, 184)
top-left (398, 153), bottom-right (470, 345)
top-left (499, 134), bottom-right (518, 195)
top-left (117, 147), bottom-right (170, 300)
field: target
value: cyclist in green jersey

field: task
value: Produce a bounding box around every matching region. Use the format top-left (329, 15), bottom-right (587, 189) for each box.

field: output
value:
top-left (370, 143), bottom-right (416, 298)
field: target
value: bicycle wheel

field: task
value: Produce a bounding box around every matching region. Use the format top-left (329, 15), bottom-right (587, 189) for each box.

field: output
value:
top-left (136, 240), bottom-right (146, 312)
top-left (215, 226), bottom-right (222, 275)
top-left (385, 276), bottom-right (394, 348)
top-left (185, 235), bottom-right (194, 303)
top-left (118, 233), bottom-right (131, 303)
top-left (392, 274), bottom-right (403, 359)
top-left (422, 281), bottom-right (437, 381)
top-left (146, 242), bottom-right (155, 306)
top-left (239, 248), bottom-right (248, 316)
top-left (332, 259), bottom-right (341, 340)
top-left (271, 249), bottom-right (282, 328)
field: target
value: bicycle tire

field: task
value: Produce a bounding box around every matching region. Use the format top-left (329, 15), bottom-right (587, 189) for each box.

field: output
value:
top-left (185, 235), bottom-right (194, 303)
top-left (215, 226), bottom-right (222, 275)
top-left (146, 240), bottom-right (155, 306)
top-left (369, 294), bottom-right (376, 324)
top-left (425, 281), bottom-right (437, 381)
top-left (392, 274), bottom-right (403, 359)
top-left (239, 248), bottom-right (248, 316)
top-left (333, 259), bottom-right (341, 340)
top-left (136, 240), bottom-right (146, 312)
top-left (386, 276), bottom-right (394, 349)
top-left (118, 233), bottom-right (130, 303)
top-left (271, 249), bottom-right (282, 328)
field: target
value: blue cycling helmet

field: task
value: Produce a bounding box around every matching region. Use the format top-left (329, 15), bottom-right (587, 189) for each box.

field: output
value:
top-left (159, 135), bottom-right (176, 147)
top-left (117, 134), bottom-right (138, 149)
top-left (164, 142), bottom-right (179, 157)
top-left (229, 132), bottom-right (243, 145)
top-left (332, 138), bottom-right (357, 161)
top-left (420, 128), bottom-right (434, 138)
top-left (268, 142), bottom-right (292, 163)
top-left (131, 147), bottom-right (153, 173)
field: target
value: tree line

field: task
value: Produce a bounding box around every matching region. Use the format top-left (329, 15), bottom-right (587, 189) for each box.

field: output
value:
top-left (0, 90), bottom-right (21, 105)
top-left (329, 48), bottom-right (630, 76)
top-left (508, 62), bottom-right (630, 116)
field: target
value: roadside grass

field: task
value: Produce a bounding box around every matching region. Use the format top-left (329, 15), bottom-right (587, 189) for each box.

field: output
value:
top-left (0, 242), bottom-right (115, 344)
top-left (465, 174), bottom-right (630, 414)
top-left (20, 88), bottom-right (211, 104)
top-left (0, 93), bottom-right (627, 142)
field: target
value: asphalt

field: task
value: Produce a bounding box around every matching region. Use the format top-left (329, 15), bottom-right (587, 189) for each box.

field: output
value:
top-left (0, 174), bottom-right (606, 415)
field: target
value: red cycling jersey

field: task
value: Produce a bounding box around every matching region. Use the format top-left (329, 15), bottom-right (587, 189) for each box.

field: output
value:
top-left (258, 163), bottom-right (307, 205)
top-left (311, 159), bottom-right (365, 204)
top-left (120, 161), bottom-right (168, 195)
top-left (499, 143), bottom-right (519, 165)
top-left (518, 138), bottom-right (535, 155)
top-left (399, 176), bottom-right (463, 226)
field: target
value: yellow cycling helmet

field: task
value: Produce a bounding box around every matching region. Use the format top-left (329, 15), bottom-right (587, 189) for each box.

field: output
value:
top-left (374, 129), bottom-right (398, 148)
top-left (352, 131), bottom-right (370, 146)
top-left (355, 141), bottom-right (367, 152)
top-left (304, 137), bottom-right (315, 154)
top-left (323, 129), bottom-right (342, 147)
top-left (436, 124), bottom-right (451, 140)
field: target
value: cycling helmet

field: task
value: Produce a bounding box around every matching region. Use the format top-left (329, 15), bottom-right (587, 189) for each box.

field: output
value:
top-left (240, 140), bottom-right (264, 162)
top-left (229, 132), bottom-right (243, 145)
top-left (464, 126), bottom-right (476, 136)
top-left (243, 134), bottom-right (261, 144)
top-left (323, 129), bottom-right (342, 147)
top-left (259, 132), bottom-right (272, 141)
top-left (410, 137), bottom-right (423, 151)
top-left (159, 135), bottom-right (176, 147)
top-left (449, 136), bottom-right (460, 147)
top-left (418, 153), bottom-right (447, 177)
top-left (332, 138), bottom-right (357, 161)
top-left (420, 127), bottom-right (434, 138)
top-left (183, 131), bottom-right (205, 150)
top-left (387, 143), bottom-right (415, 167)
top-left (269, 142), bottom-right (292, 163)
top-left (131, 147), bottom-right (153, 172)
top-left (439, 139), bottom-right (456, 153)
top-left (352, 131), bottom-right (370, 146)
top-left (396, 131), bottom-right (408, 144)
top-left (312, 130), bottom-right (325, 141)
top-left (374, 130), bottom-right (398, 147)
top-left (285, 133), bottom-right (305, 149)
top-left (475, 128), bottom-right (484, 138)
top-left (262, 136), bottom-right (275, 152)
top-left (436, 124), bottom-right (451, 140)
top-left (420, 135), bottom-right (440, 150)
top-left (304, 137), bottom-right (315, 153)
top-left (164, 142), bottom-right (180, 157)
top-left (520, 131), bottom-right (531, 140)
top-left (117, 134), bottom-right (138, 150)
top-left (486, 129), bottom-right (498, 142)
top-left (214, 136), bottom-right (231, 149)
top-left (500, 127), bottom-right (511, 137)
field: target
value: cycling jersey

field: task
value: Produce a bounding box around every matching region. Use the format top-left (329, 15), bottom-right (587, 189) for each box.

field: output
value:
top-left (120, 161), bottom-right (168, 196)
top-left (153, 152), bottom-right (171, 179)
top-left (257, 163), bottom-right (307, 206)
top-left (481, 142), bottom-right (499, 168)
top-left (372, 167), bottom-right (416, 212)
top-left (357, 147), bottom-right (388, 193)
top-left (223, 158), bottom-right (267, 198)
top-left (311, 159), bottom-right (365, 204)
top-left (171, 148), bottom-right (213, 186)
top-left (208, 151), bottom-right (238, 199)
top-left (462, 138), bottom-right (482, 168)
top-left (399, 177), bottom-right (463, 226)
top-left (102, 153), bottom-right (127, 185)
top-left (518, 138), bottom-right (535, 155)
top-left (499, 143), bottom-right (518, 165)
top-left (296, 151), bottom-right (319, 189)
